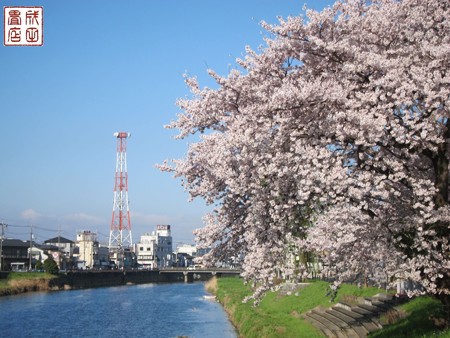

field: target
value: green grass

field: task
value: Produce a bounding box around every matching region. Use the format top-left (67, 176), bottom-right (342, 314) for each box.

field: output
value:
top-left (215, 277), bottom-right (450, 338)
top-left (5, 271), bottom-right (56, 280)
top-left (0, 272), bottom-right (56, 292)
top-left (369, 296), bottom-right (450, 338)
top-left (215, 277), bottom-right (383, 338)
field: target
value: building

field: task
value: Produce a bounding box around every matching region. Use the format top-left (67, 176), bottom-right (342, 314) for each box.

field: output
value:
top-left (135, 233), bottom-right (157, 269)
top-left (136, 225), bottom-right (173, 268)
top-left (96, 245), bottom-right (110, 268)
top-left (44, 236), bottom-right (76, 270)
top-left (44, 236), bottom-right (75, 257)
top-left (29, 243), bottom-right (63, 269)
top-left (173, 244), bottom-right (212, 268)
top-left (76, 230), bottom-right (98, 269)
top-left (2, 238), bottom-right (74, 271)
top-left (176, 243), bottom-right (197, 256)
top-left (175, 243), bottom-right (196, 267)
top-left (1, 239), bottom-right (31, 271)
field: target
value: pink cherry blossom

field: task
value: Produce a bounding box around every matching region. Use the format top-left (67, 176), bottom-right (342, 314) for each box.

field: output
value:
top-left (159, 0), bottom-right (450, 312)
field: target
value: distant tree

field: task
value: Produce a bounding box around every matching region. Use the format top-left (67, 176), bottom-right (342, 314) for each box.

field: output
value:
top-left (160, 0), bottom-right (450, 317)
top-left (35, 261), bottom-right (43, 271)
top-left (43, 258), bottom-right (59, 275)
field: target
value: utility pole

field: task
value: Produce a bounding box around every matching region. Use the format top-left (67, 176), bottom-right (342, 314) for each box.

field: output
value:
top-left (29, 224), bottom-right (33, 271)
top-left (58, 225), bottom-right (62, 269)
top-left (0, 222), bottom-right (6, 271)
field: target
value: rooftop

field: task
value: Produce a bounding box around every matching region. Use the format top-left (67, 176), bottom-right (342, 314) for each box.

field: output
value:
top-left (44, 236), bottom-right (74, 244)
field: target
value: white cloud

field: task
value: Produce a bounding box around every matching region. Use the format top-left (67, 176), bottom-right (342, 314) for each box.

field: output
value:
top-left (21, 208), bottom-right (41, 220)
top-left (16, 209), bottom-right (200, 245)
top-left (130, 211), bottom-right (171, 227)
top-left (64, 213), bottom-right (105, 225)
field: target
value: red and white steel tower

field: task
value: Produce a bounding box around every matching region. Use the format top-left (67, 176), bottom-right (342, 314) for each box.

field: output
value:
top-left (109, 132), bottom-right (133, 251)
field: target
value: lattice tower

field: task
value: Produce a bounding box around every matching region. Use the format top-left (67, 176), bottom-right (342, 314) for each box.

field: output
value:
top-left (109, 132), bottom-right (132, 250)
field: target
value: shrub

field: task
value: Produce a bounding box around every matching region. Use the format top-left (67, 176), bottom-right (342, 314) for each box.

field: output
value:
top-left (43, 258), bottom-right (59, 275)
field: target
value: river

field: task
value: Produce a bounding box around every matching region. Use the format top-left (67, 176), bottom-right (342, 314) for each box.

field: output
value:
top-left (0, 282), bottom-right (237, 338)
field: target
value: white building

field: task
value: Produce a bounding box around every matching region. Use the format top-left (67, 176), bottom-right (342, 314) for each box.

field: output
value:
top-left (44, 236), bottom-right (75, 257)
top-left (29, 245), bottom-right (49, 266)
top-left (174, 243), bottom-right (196, 267)
top-left (44, 236), bottom-right (76, 270)
top-left (76, 230), bottom-right (98, 269)
top-left (176, 243), bottom-right (196, 256)
top-left (136, 225), bottom-right (173, 268)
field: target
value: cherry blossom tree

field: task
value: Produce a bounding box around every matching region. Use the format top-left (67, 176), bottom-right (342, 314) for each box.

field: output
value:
top-left (160, 0), bottom-right (450, 316)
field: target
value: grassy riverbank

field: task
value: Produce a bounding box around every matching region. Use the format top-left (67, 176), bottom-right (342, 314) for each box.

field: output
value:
top-left (209, 276), bottom-right (450, 338)
top-left (369, 296), bottom-right (450, 338)
top-left (210, 277), bottom-right (380, 337)
top-left (0, 272), bottom-right (57, 296)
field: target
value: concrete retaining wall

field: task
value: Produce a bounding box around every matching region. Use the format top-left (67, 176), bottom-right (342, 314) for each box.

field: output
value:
top-left (53, 270), bottom-right (187, 290)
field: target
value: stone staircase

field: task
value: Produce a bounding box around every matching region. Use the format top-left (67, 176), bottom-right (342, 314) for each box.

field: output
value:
top-left (303, 294), bottom-right (402, 338)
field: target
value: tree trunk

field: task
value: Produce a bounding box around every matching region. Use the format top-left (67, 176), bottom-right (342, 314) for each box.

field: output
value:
top-left (435, 276), bottom-right (450, 326)
top-left (432, 134), bottom-right (450, 324)
top-left (433, 141), bottom-right (448, 208)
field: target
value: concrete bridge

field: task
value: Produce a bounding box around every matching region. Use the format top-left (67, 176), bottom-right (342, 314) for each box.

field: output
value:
top-left (158, 267), bottom-right (241, 283)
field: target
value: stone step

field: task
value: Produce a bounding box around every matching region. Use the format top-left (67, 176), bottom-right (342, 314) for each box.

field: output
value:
top-left (303, 312), bottom-right (339, 338)
top-left (373, 293), bottom-right (393, 302)
top-left (350, 305), bottom-right (373, 316)
top-left (324, 310), bottom-right (366, 338)
top-left (362, 297), bottom-right (395, 310)
top-left (367, 299), bottom-right (392, 310)
top-left (335, 302), bottom-right (353, 312)
top-left (352, 307), bottom-right (382, 332)
top-left (340, 327), bottom-right (361, 338)
top-left (357, 303), bottom-right (384, 314)
top-left (325, 309), bottom-right (368, 338)
top-left (312, 309), bottom-right (349, 329)
top-left (333, 305), bottom-right (365, 321)
top-left (306, 311), bottom-right (347, 338)
top-left (304, 293), bottom-right (399, 338)
top-left (326, 308), bottom-right (362, 326)
top-left (333, 306), bottom-right (380, 332)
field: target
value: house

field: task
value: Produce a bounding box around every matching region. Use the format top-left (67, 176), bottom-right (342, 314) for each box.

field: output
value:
top-left (44, 236), bottom-right (75, 257)
top-left (44, 236), bottom-right (76, 270)
top-left (29, 245), bottom-right (50, 267)
top-left (1, 239), bottom-right (31, 271)
top-left (135, 225), bottom-right (173, 269)
top-left (29, 243), bottom-right (71, 270)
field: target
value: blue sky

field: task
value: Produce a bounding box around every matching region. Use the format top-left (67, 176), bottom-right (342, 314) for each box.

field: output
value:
top-left (1, 0), bottom-right (334, 246)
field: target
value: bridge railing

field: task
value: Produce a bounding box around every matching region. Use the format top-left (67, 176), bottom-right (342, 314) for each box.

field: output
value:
top-left (158, 267), bottom-right (241, 274)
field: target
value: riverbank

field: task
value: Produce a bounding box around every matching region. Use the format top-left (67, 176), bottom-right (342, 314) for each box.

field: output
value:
top-left (210, 276), bottom-right (450, 338)
top-left (0, 270), bottom-right (192, 296)
top-left (0, 272), bottom-right (58, 296)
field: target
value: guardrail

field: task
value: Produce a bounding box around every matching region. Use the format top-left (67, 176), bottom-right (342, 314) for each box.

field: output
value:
top-left (159, 267), bottom-right (241, 273)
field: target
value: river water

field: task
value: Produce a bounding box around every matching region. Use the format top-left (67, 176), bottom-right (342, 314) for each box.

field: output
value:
top-left (0, 282), bottom-right (237, 338)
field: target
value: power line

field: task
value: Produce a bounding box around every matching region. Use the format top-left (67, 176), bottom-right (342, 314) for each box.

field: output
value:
top-left (4, 223), bottom-right (29, 228)
top-left (0, 222), bottom-right (68, 242)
